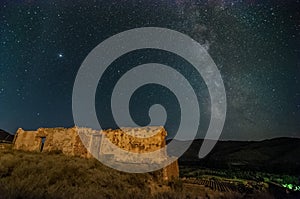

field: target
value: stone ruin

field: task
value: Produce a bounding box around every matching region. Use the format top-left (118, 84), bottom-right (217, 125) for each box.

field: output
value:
top-left (13, 126), bottom-right (179, 180)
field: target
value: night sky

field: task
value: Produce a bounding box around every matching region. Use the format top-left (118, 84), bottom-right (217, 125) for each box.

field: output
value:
top-left (0, 0), bottom-right (299, 140)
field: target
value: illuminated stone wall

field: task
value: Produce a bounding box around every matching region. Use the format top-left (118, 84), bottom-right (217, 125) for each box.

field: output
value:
top-left (99, 127), bottom-right (167, 163)
top-left (13, 126), bottom-right (179, 180)
top-left (13, 127), bottom-right (91, 158)
top-left (13, 128), bottom-right (41, 152)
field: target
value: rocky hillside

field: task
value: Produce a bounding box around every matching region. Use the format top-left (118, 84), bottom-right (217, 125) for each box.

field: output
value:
top-left (0, 129), bottom-right (13, 143)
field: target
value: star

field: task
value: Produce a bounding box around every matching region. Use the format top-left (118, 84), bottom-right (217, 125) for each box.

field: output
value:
top-left (0, 0), bottom-right (299, 142)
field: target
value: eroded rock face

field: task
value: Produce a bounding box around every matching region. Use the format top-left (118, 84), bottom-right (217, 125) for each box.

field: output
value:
top-left (13, 126), bottom-right (179, 180)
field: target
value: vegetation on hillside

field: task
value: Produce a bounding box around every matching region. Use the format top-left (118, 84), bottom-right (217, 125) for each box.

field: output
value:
top-left (0, 147), bottom-right (186, 199)
top-left (1, 144), bottom-right (299, 199)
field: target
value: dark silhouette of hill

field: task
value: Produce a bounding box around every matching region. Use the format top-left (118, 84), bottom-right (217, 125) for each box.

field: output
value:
top-left (175, 137), bottom-right (300, 174)
top-left (0, 129), bottom-right (13, 143)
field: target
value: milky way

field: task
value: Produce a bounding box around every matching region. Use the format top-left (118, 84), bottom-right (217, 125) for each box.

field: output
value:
top-left (0, 0), bottom-right (299, 140)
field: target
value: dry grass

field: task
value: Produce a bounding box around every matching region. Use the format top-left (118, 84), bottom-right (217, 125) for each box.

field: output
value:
top-left (0, 148), bottom-right (181, 199)
top-left (0, 147), bottom-right (277, 199)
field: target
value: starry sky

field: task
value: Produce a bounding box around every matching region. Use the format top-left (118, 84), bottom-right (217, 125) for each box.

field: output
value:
top-left (0, 0), bottom-right (299, 140)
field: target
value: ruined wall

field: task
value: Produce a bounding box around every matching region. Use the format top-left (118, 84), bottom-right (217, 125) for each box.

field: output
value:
top-left (36, 127), bottom-right (90, 158)
top-left (13, 126), bottom-right (179, 180)
top-left (13, 127), bottom-right (92, 158)
top-left (13, 128), bottom-right (41, 151)
top-left (163, 160), bottom-right (179, 181)
top-left (99, 126), bottom-right (178, 180)
top-left (99, 127), bottom-right (167, 163)
top-left (101, 127), bottom-right (166, 153)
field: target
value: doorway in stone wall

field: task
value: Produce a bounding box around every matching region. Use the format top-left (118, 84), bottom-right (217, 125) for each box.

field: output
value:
top-left (40, 137), bottom-right (46, 152)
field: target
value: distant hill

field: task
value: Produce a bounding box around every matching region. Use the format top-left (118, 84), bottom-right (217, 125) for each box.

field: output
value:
top-left (175, 137), bottom-right (300, 174)
top-left (0, 129), bottom-right (14, 143)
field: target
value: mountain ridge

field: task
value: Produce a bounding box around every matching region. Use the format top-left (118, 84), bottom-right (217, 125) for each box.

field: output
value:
top-left (171, 137), bottom-right (300, 174)
top-left (0, 129), bottom-right (14, 143)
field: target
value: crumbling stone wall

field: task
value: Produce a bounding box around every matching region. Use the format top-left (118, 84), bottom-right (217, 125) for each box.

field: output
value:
top-left (13, 129), bottom-right (41, 152)
top-left (99, 127), bottom-right (167, 162)
top-left (99, 127), bottom-right (179, 180)
top-left (101, 127), bottom-right (166, 152)
top-left (13, 127), bottom-right (91, 158)
top-left (13, 126), bottom-right (179, 180)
